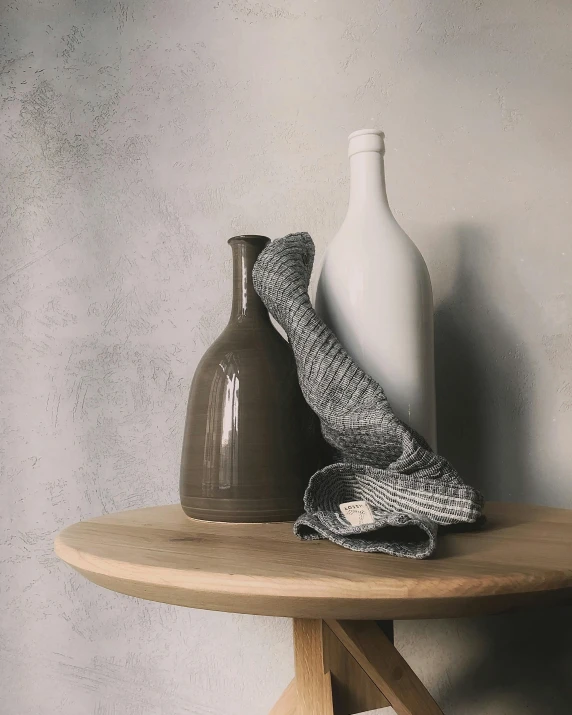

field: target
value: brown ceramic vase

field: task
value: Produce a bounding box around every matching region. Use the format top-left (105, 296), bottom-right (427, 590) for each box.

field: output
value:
top-left (179, 235), bottom-right (325, 523)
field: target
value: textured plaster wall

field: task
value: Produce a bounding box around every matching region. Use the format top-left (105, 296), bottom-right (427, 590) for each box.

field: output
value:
top-left (2, 1), bottom-right (572, 714)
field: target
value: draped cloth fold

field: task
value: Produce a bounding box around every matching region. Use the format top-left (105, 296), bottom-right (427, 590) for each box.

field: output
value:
top-left (253, 232), bottom-right (484, 558)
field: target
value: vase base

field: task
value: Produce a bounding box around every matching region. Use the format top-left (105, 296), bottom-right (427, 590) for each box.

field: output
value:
top-left (180, 496), bottom-right (304, 524)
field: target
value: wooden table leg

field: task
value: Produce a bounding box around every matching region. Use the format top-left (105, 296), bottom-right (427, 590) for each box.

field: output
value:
top-left (269, 619), bottom-right (390, 715)
top-left (322, 621), bottom-right (391, 715)
top-left (269, 678), bottom-right (297, 715)
top-left (268, 619), bottom-right (443, 715)
top-left (327, 620), bottom-right (444, 715)
top-left (293, 619), bottom-right (334, 715)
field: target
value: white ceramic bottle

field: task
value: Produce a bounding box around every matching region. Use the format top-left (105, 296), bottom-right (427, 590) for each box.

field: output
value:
top-left (316, 129), bottom-right (437, 449)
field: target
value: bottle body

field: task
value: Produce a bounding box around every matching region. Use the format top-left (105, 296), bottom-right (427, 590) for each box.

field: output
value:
top-left (316, 130), bottom-right (437, 449)
top-left (180, 235), bottom-right (324, 522)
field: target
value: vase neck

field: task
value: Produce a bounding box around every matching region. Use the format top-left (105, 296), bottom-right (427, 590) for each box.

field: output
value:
top-left (228, 236), bottom-right (271, 324)
top-left (346, 130), bottom-right (393, 220)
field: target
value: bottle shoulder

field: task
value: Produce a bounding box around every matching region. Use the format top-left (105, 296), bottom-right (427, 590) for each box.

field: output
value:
top-left (322, 216), bottom-right (431, 284)
top-left (191, 324), bottom-right (295, 388)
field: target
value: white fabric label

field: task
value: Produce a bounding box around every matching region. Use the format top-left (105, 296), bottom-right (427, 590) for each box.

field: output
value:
top-left (339, 500), bottom-right (375, 526)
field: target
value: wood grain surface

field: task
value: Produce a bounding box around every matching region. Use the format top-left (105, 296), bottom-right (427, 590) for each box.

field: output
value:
top-left (54, 501), bottom-right (572, 620)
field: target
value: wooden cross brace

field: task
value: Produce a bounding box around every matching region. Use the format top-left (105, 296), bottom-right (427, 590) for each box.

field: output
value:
top-left (269, 620), bottom-right (444, 715)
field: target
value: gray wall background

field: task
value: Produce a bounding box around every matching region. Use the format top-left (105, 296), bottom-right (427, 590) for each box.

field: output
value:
top-left (2, 1), bottom-right (572, 713)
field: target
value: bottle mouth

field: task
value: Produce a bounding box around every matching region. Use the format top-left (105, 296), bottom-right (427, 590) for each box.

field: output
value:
top-left (228, 235), bottom-right (270, 249)
top-left (348, 129), bottom-right (384, 140)
top-left (348, 129), bottom-right (385, 157)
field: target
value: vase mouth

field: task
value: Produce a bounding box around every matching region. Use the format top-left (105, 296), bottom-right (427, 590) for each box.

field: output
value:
top-left (228, 235), bottom-right (270, 248)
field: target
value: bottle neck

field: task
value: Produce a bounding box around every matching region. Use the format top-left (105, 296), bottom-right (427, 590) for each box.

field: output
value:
top-left (228, 238), bottom-right (271, 324)
top-left (347, 151), bottom-right (392, 219)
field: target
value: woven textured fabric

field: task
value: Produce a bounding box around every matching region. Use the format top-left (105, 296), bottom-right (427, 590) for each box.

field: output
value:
top-left (252, 232), bottom-right (484, 559)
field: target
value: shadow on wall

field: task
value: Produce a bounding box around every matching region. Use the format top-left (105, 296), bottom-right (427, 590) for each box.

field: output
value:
top-left (435, 224), bottom-right (534, 502)
top-left (432, 225), bottom-right (572, 714)
top-left (438, 605), bottom-right (572, 715)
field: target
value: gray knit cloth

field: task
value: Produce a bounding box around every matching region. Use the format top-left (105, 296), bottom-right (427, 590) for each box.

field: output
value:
top-left (252, 232), bottom-right (484, 559)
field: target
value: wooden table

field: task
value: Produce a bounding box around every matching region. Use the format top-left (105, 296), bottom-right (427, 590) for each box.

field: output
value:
top-left (55, 502), bottom-right (572, 715)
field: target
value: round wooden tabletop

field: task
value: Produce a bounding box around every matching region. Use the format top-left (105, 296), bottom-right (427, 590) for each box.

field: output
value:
top-left (54, 502), bottom-right (572, 620)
